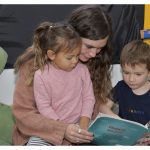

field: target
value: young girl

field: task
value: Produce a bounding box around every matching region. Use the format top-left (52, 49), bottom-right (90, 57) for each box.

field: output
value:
top-left (27, 21), bottom-right (95, 145)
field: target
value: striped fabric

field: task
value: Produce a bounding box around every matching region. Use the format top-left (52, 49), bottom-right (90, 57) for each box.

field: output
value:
top-left (26, 137), bottom-right (53, 146)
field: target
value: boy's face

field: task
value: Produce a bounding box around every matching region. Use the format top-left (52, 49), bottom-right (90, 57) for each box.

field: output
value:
top-left (52, 47), bottom-right (81, 72)
top-left (122, 63), bottom-right (150, 91)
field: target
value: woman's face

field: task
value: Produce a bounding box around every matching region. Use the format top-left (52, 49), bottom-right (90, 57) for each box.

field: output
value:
top-left (79, 36), bottom-right (108, 62)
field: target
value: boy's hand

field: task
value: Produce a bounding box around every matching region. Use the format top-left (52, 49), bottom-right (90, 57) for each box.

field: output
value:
top-left (135, 132), bottom-right (150, 145)
top-left (135, 136), bottom-right (150, 145)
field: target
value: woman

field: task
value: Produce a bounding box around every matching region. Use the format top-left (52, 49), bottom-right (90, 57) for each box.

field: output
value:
top-left (12, 5), bottom-right (114, 145)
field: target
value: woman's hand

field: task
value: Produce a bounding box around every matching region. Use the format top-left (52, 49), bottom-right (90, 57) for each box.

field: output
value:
top-left (64, 124), bottom-right (94, 144)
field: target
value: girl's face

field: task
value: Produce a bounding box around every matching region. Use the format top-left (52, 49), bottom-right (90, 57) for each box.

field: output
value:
top-left (122, 63), bottom-right (150, 91)
top-left (79, 36), bottom-right (108, 62)
top-left (51, 47), bottom-right (81, 72)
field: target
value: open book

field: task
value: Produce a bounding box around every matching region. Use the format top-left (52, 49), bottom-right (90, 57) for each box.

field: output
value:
top-left (88, 113), bottom-right (150, 145)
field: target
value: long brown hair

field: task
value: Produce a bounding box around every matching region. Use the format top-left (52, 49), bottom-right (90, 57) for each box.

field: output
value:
top-left (68, 5), bottom-right (113, 103)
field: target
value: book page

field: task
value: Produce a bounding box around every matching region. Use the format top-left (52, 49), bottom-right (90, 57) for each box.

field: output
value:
top-left (90, 113), bottom-right (148, 129)
top-left (88, 113), bottom-right (148, 145)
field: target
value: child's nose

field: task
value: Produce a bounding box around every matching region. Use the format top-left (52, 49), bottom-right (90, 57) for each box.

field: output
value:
top-left (129, 74), bottom-right (135, 81)
top-left (72, 57), bottom-right (79, 64)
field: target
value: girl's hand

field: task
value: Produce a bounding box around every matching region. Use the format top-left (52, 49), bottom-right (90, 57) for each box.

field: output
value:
top-left (64, 124), bottom-right (94, 144)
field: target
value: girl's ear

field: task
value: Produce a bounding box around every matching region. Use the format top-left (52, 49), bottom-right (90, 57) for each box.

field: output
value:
top-left (47, 50), bottom-right (56, 60)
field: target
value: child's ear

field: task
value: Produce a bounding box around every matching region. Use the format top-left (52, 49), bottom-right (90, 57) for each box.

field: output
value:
top-left (47, 50), bottom-right (55, 60)
top-left (148, 71), bottom-right (150, 81)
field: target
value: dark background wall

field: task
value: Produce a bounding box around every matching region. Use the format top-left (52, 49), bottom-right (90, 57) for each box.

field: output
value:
top-left (104, 5), bottom-right (144, 63)
top-left (0, 4), bottom-right (144, 68)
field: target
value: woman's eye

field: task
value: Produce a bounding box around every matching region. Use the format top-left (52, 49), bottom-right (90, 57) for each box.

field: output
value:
top-left (86, 45), bottom-right (92, 49)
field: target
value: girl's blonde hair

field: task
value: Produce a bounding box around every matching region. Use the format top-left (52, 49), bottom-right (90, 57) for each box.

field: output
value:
top-left (14, 21), bottom-right (81, 85)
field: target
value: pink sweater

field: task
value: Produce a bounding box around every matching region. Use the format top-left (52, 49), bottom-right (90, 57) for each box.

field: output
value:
top-left (13, 59), bottom-right (69, 145)
top-left (34, 63), bottom-right (95, 123)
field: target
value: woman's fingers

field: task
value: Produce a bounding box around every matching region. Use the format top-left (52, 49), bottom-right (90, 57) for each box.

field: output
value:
top-left (73, 128), bottom-right (93, 140)
top-left (64, 124), bottom-right (94, 144)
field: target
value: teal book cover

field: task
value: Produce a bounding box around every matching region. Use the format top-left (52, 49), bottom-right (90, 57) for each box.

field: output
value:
top-left (88, 113), bottom-right (148, 145)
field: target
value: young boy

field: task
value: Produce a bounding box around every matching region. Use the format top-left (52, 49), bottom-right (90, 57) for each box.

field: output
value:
top-left (100, 40), bottom-right (150, 145)
top-left (112, 40), bottom-right (150, 125)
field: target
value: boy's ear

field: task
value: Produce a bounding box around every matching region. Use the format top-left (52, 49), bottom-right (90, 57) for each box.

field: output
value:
top-left (47, 50), bottom-right (55, 60)
top-left (147, 70), bottom-right (150, 81)
top-left (148, 71), bottom-right (150, 79)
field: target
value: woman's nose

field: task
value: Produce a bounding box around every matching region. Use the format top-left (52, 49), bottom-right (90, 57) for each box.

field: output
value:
top-left (89, 49), bottom-right (97, 58)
